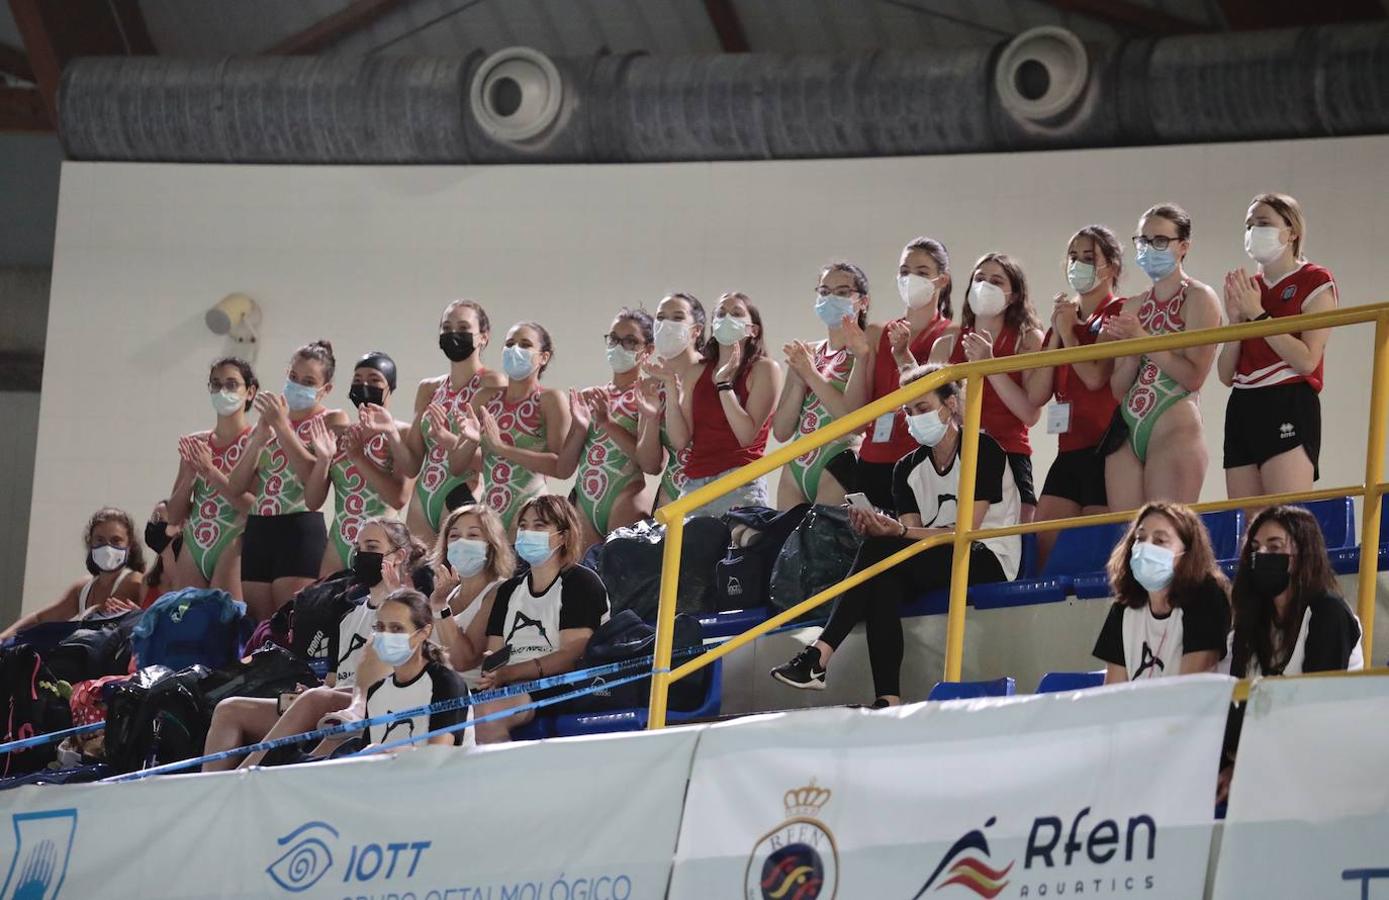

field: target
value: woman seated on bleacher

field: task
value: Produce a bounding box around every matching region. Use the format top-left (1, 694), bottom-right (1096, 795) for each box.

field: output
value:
top-left (201, 516), bottom-right (426, 770)
top-left (316, 588), bottom-right (471, 756)
top-left (472, 495), bottom-right (609, 743)
top-left (1229, 505), bottom-right (1362, 677)
top-left (1093, 502), bottom-right (1230, 683)
top-left (769, 365), bottom-right (1020, 708)
top-left (1, 507), bottom-right (146, 641)
top-left (430, 504), bottom-right (516, 689)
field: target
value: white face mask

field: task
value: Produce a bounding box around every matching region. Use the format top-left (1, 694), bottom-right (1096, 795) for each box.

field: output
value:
top-left (210, 390), bottom-right (244, 417)
top-left (653, 320), bottom-right (692, 359)
top-left (968, 280), bottom-right (1008, 318)
top-left (712, 314), bottom-right (749, 346)
top-left (90, 544), bottom-right (128, 572)
top-left (906, 408), bottom-right (950, 447)
top-left (898, 273), bottom-right (937, 310)
top-left (1245, 225), bottom-right (1287, 265)
top-left (607, 345), bottom-right (640, 374)
top-left (1067, 260), bottom-right (1098, 295)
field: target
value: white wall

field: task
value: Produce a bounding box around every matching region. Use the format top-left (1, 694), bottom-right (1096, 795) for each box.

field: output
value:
top-left (25, 136), bottom-right (1389, 615)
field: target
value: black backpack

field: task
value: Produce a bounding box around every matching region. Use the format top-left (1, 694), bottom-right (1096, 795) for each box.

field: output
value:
top-left (103, 665), bottom-right (213, 774)
top-left (714, 504), bottom-right (811, 611)
top-left (202, 645), bottom-right (320, 706)
top-left (597, 517), bottom-right (731, 621)
top-left (567, 609), bottom-right (708, 713)
top-left (288, 570), bottom-right (358, 676)
top-left (44, 610), bottom-right (141, 684)
top-left (0, 646), bottom-right (74, 776)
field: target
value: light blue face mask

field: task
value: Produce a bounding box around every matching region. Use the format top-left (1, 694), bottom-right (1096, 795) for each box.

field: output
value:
top-left (447, 538), bottom-right (489, 577)
top-left (1135, 244), bottom-right (1178, 282)
top-left (283, 380), bottom-right (320, 412)
top-left (502, 345), bottom-right (536, 380)
top-left (814, 295), bottom-right (856, 328)
top-left (1130, 541), bottom-right (1177, 593)
top-left (372, 630), bottom-right (416, 666)
top-left (515, 529), bottom-right (557, 566)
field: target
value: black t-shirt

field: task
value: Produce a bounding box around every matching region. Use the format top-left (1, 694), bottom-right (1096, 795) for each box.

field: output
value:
top-left (486, 565), bottom-right (609, 664)
top-left (364, 659), bottom-right (470, 746)
top-left (1093, 577), bottom-right (1230, 680)
top-left (1231, 591), bottom-right (1361, 678)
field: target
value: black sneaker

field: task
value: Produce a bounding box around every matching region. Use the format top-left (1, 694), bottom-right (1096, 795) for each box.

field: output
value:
top-left (869, 698), bottom-right (893, 710)
top-left (770, 646), bottom-right (827, 690)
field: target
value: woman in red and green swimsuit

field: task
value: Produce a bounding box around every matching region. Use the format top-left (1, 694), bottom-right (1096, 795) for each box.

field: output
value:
top-left (305, 351), bottom-right (415, 577)
top-left (168, 357), bottom-right (259, 598)
top-left (404, 300), bottom-right (506, 544)
top-left (558, 308), bottom-right (656, 547)
top-left (448, 321), bottom-right (570, 532)
top-left (636, 293), bottom-right (706, 510)
top-left (228, 339), bottom-right (348, 621)
top-left (773, 262), bottom-right (873, 508)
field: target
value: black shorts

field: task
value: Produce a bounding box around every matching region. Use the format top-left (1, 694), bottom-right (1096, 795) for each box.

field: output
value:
top-left (854, 457), bottom-right (897, 515)
top-left (1006, 452), bottom-right (1037, 506)
top-left (1041, 447), bottom-right (1109, 508)
top-left (824, 448), bottom-right (858, 495)
top-left (1223, 382), bottom-right (1321, 479)
top-left (241, 511), bottom-right (328, 583)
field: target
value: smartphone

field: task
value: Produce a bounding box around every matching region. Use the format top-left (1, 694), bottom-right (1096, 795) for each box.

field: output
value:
top-left (844, 492), bottom-right (874, 513)
top-left (482, 644), bottom-right (512, 673)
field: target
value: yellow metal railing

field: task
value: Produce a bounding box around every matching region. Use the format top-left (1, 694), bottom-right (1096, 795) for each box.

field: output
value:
top-left (646, 303), bottom-right (1389, 728)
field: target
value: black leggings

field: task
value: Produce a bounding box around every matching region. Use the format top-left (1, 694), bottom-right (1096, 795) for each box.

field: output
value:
top-left (818, 536), bottom-right (1006, 698)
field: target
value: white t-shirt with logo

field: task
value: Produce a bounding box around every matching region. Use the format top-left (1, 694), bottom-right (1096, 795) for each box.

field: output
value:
top-left (364, 660), bottom-right (471, 747)
top-left (1093, 578), bottom-right (1229, 680)
top-left (486, 566), bottom-right (609, 664)
top-left (329, 600), bottom-right (378, 688)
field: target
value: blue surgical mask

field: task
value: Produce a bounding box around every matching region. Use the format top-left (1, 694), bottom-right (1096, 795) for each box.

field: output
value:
top-left (1130, 541), bottom-right (1177, 593)
top-left (815, 295), bottom-right (855, 328)
top-left (1067, 260), bottom-right (1098, 294)
top-left (1135, 244), bottom-right (1178, 282)
top-left (711, 314), bottom-right (748, 346)
top-left (906, 409), bottom-right (949, 447)
top-left (372, 630), bottom-right (416, 667)
top-left (515, 529), bottom-right (557, 566)
top-left (283, 380), bottom-right (320, 412)
top-left (502, 345), bottom-right (537, 380)
top-left (447, 538), bottom-right (489, 577)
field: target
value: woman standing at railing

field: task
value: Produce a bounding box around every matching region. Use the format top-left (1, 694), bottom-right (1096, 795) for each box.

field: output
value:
top-left (929, 252), bottom-right (1045, 521)
top-left (556, 307), bottom-right (656, 547)
top-left (1027, 226), bottom-right (1127, 564)
top-left (446, 321), bottom-right (571, 532)
top-left (1101, 204), bottom-right (1222, 510)
top-left (772, 262), bottom-right (872, 508)
top-left (1217, 194), bottom-right (1335, 505)
top-left (848, 237), bottom-right (954, 514)
top-left (1093, 502), bottom-right (1229, 683)
top-left (635, 293), bottom-right (705, 511)
top-left (678, 292), bottom-right (784, 517)
top-left (769, 366), bottom-right (1019, 707)
top-left (404, 300), bottom-right (506, 544)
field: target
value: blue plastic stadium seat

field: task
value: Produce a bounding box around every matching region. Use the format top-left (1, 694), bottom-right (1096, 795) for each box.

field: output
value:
top-left (927, 676), bottom-right (1015, 701)
top-left (970, 534), bottom-right (1071, 609)
top-left (1201, 510), bottom-right (1244, 560)
top-left (1330, 544), bottom-right (1389, 576)
top-left (552, 659), bottom-right (723, 737)
top-left (1299, 497), bottom-right (1355, 550)
top-left (1042, 523), bottom-right (1127, 578)
top-left (698, 606), bottom-right (771, 639)
top-left (1072, 570), bottom-right (1112, 599)
top-left (1035, 670), bottom-right (1105, 693)
top-left (510, 716), bottom-right (554, 741)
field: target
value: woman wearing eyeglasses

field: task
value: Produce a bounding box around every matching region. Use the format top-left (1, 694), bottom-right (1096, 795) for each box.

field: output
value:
top-left (557, 308), bottom-right (656, 547)
top-left (1100, 204), bottom-right (1222, 510)
top-left (772, 263), bottom-right (872, 508)
top-left (166, 357), bottom-right (259, 595)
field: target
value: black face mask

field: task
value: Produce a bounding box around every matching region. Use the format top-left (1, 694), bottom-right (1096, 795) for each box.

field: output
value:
top-left (145, 521), bottom-right (172, 555)
top-left (348, 384), bottom-right (385, 408)
top-left (439, 332), bottom-right (476, 363)
top-left (352, 551), bottom-right (386, 587)
top-left (1248, 552), bottom-right (1291, 597)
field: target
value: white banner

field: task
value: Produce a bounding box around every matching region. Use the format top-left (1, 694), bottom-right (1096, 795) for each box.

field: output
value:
top-left (1210, 672), bottom-right (1389, 900)
top-left (0, 727), bottom-right (700, 900)
top-left (669, 676), bottom-right (1234, 900)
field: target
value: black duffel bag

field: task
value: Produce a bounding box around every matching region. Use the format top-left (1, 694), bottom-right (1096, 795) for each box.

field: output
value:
top-left (566, 609), bottom-right (709, 714)
top-left (597, 516), bottom-right (731, 620)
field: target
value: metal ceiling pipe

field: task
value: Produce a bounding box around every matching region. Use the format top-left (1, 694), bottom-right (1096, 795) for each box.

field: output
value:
top-left (57, 21), bottom-right (1389, 164)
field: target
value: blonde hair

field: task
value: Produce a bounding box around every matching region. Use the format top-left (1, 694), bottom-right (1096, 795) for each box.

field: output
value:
top-left (1250, 192), bottom-right (1307, 260)
top-left (433, 504), bottom-right (516, 581)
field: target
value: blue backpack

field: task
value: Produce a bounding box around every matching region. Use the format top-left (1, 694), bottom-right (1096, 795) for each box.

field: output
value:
top-left (132, 588), bottom-right (246, 671)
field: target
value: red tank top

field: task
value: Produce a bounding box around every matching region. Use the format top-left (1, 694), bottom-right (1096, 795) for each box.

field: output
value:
top-left (859, 314), bottom-right (952, 464)
top-left (948, 325), bottom-right (1031, 456)
top-left (684, 361), bottom-right (772, 479)
top-left (1048, 294), bottom-right (1123, 452)
top-left (1234, 262), bottom-right (1334, 393)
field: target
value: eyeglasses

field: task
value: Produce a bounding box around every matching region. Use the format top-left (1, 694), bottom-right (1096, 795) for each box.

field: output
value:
top-left (815, 287), bottom-right (859, 299)
top-left (1132, 235), bottom-right (1178, 251)
top-left (603, 333), bottom-right (647, 352)
top-left (208, 379), bottom-right (244, 392)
